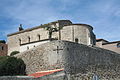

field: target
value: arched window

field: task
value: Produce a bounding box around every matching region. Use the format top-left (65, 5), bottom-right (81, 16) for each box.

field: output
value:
top-left (19, 39), bottom-right (21, 45)
top-left (28, 36), bottom-right (30, 43)
top-left (117, 43), bottom-right (120, 48)
top-left (38, 34), bottom-right (40, 40)
top-left (75, 38), bottom-right (78, 43)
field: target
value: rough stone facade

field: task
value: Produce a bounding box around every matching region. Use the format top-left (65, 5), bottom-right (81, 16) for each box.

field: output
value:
top-left (7, 20), bottom-right (95, 55)
top-left (0, 43), bottom-right (7, 56)
top-left (15, 40), bottom-right (120, 79)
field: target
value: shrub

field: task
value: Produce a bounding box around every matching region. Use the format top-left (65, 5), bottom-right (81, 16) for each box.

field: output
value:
top-left (0, 56), bottom-right (26, 76)
top-left (0, 40), bottom-right (6, 44)
top-left (10, 51), bottom-right (20, 56)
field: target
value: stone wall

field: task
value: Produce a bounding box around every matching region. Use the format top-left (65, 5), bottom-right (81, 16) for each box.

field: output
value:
top-left (20, 40), bottom-right (50, 52)
top-left (15, 40), bottom-right (120, 79)
top-left (0, 43), bottom-right (7, 56)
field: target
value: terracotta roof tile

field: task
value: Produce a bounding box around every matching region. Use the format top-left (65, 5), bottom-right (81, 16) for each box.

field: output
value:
top-left (28, 69), bottom-right (64, 78)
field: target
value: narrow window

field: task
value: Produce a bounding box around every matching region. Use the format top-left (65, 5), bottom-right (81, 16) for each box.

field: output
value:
top-left (34, 45), bottom-right (35, 47)
top-left (28, 36), bottom-right (30, 43)
top-left (38, 34), bottom-right (40, 40)
top-left (75, 38), bottom-right (78, 43)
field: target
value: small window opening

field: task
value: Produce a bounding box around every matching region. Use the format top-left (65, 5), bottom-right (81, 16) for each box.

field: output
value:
top-left (38, 34), bottom-right (40, 40)
top-left (27, 46), bottom-right (29, 50)
top-left (28, 36), bottom-right (30, 43)
top-left (2, 46), bottom-right (4, 50)
top-left (0, 46), bottom-right (4, 50)
top-left (75, 38), bottom-right (78, 43)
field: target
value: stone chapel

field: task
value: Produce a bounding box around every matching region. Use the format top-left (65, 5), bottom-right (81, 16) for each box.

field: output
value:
top-left (6, 20), bottom-right (120, 80)
top-left (7, 20), bottom-right (96, 55)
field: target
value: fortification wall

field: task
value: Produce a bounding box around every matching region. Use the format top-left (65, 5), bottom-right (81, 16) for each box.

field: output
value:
top-left (15, 40), bottom-right (120, 79)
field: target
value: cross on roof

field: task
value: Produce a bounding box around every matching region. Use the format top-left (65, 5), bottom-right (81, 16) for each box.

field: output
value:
top-left (53, 46), bottom-right (63, 54)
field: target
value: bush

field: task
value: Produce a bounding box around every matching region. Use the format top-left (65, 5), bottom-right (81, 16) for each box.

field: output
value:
top-left (0, 40), bottom-right (6, 44)
top-left (0, 56), bottom-right (26, 76)
top-left (10, 51), bottom-right (20, 56)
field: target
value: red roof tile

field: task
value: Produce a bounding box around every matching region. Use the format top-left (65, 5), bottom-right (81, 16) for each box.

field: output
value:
top-left (28, 69), bottom-right (64, 78)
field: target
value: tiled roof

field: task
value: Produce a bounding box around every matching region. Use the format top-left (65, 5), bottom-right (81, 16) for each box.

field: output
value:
top-left (28, 69), bottom-right (64, 78)
top-left (7, 20), bottom-right (71, 36)
top-left (96, 39), bottom-right (108, 42)
top-left (103, 41), bottom-right (120, 45)
top-left (96, 39), bottom-right (120, 45)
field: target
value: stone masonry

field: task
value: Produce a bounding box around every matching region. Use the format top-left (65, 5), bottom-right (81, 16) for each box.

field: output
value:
top-left (0, 43), bottom-right (7, 56)
top-left (15, 40), bottom-right (120, 79)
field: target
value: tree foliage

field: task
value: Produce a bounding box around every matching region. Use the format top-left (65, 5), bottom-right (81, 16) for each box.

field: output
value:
top-left (10, 51), bottom-right (20, 56)
top-left (0, 56), bottom-right (26, 76)
top-left (0, 40), bottom-right (6, 44)
top-left (41, 24), bottom-right (59, 40)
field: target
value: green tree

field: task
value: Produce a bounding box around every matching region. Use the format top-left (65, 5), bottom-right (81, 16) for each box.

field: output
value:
top-left (0, 40), bottom-right (6, 44)
top-left (42, 24), bottom-right (59, 41)
top-left (10, 51), bottom-right (20, 56)
top-left (0, 56), bottom-right (26, 76)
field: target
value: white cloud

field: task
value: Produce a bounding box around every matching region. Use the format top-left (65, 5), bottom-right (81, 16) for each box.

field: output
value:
top-left (0, 0), bottom-right (120, 41)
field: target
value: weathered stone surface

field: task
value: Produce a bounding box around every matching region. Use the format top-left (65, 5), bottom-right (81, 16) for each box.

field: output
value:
top-left (15, 40), bottom-right (120, 79)
top-left (0, 71), bottom-right (120, 80)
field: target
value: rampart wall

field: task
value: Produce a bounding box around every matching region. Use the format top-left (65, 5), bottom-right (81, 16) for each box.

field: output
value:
top-left (14, 40), bottom-right (120, 79)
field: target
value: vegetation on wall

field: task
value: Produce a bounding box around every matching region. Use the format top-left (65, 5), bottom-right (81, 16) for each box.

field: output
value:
top-left (41, 24), bottom-right (62, 41)
top-left (0, 56), bottom-right (26, 76)
top-left (10, 51), bottom-right (20, 56)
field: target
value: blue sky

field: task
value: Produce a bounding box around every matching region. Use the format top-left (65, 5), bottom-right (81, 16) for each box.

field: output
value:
top-left (0, 0), bottom-right (120, 42)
